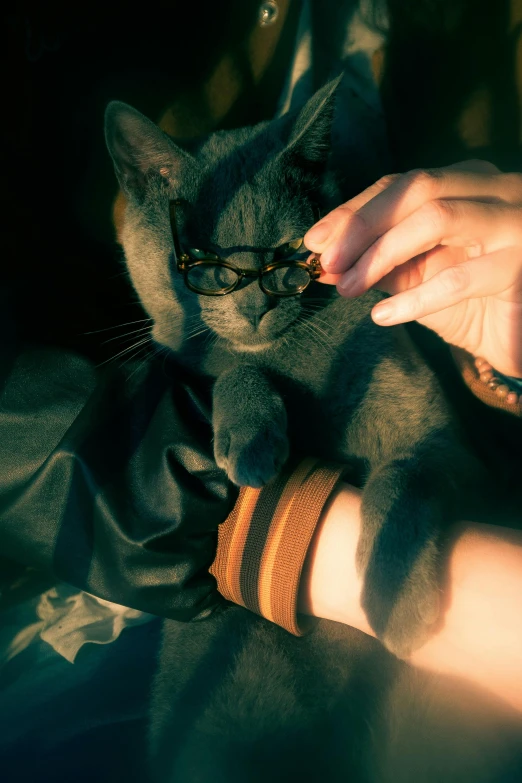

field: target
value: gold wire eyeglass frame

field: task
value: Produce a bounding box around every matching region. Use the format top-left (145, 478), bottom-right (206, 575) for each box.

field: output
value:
top-left (168, 200), bottom-right (322, 297)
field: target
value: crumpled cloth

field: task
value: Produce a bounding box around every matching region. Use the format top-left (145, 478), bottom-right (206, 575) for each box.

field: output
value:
top-left (2, 584), bottom-right (155, 665)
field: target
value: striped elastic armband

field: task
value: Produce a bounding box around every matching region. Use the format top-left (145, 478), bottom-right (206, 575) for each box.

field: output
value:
top-left (209, 458), bottom-right (346, 635)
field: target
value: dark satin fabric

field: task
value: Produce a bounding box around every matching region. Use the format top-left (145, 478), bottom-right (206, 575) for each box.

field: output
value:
top-left (0, 341), bottom-right (238, 621)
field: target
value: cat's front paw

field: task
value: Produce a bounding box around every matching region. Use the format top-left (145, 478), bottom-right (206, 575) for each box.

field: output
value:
top-left (381, 556), bottom-right (440, 659)
top-left (360, 538), bottom-right (441, 660)
top-left (214, 421), bottom-right (289, 488)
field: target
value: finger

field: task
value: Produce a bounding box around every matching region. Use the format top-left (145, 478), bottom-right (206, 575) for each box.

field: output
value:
top-left (376, 246), bottom-right (464, 296)
top-left (444, 159), bottom-right (500, 175)
top-left (303, 174), bottom-right (401, 249)
top-left (338, 173), bottom-right (403, 212)
top-left (305, 167), bottom-right (522, 276)
top-left (304, 174), bottom-right (402, 250)
top-left (305, 253), bottom-right (342, 286)
top-left (317, 270), bottom-right (342, 286)
top-left (369, 249), bottom-right (521, 327)
top-left (336, 200), bottom-right (522, 297)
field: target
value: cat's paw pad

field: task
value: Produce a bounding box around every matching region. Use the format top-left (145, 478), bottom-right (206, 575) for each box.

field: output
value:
top-left (214, 423), bottom-right (289, 488)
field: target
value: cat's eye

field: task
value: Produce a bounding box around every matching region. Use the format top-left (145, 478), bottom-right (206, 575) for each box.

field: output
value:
top-left (186, 261), bottom-right (240, 294)
top-left (276, 238), bottom-right (305, 258)
top-left (189, 248), bottom-right (220, 261)
top-left (169, 200), bottom-right (322, 297)
top-left (261, 263), bottom-right (311, 295)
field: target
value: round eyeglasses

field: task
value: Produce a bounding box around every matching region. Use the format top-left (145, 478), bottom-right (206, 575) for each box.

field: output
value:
top-left (169, 200), bottom-right (322, 297)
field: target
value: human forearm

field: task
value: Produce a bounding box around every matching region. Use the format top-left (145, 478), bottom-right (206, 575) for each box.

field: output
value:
top-left (297, 483), bottom-right (522, 712)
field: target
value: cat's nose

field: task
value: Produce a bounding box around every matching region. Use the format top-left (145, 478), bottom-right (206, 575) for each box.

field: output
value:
top-left (254, 298), bottom-right (276, 327)
top-left (236, 294), bottom-right (275, 326)
top-left (258, 297), bottom-right (277, 318)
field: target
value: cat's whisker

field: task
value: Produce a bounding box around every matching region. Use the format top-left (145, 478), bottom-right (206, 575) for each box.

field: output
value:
top-left (96, 336), bottom-right (152, 368)
top-left (155, 345), bottom-right (172, 380)
top-left (111, 313), bottom-right (204, 346)
top-left (299, 306), bottom-right (329, 313)
top-left (185, 326), bottom-right (211, 342)
top-left (210, 334), bottom-right (221, 350)
top-left (154, 343), bottom-right (173, 364)
top-left (102, 325), bottom-right (153, 345)
top-left (295, 318), bottom-right (334, 354)
top-left (280, 325), bottom-right (312, 355)
top-left (303, 319), bottom-right (332, 343)
top-left (303, 308), bottom-right (330, 319)
top-left (299, 309), bottom-right (330, 321)
top-left (181, 320), bottom-right (210, 336)
top-left (84, 317), bottom-right (153, 336)
top-left (299, 308), bottom-right (334, 332)
top-left (121, 340), bottom-right (155, 370)
top-left (105, 268), bottom-right (132, 281)
top-left (288, 335), bottom-right (314, 354)
top-left (124, 344), bottom-right (156, 381)
top-left (300, 316), bottom-right (331, 334)
top-left (202, 329), bottom-right (219, 351)
top-left (306, 326), bottom-right (334, 353)
top-left (156, 313), bottom-right (204, 336)
top-left (149, 342), bottom-right (172, 373)
top-left (178, 325), bottom-right (202, 339)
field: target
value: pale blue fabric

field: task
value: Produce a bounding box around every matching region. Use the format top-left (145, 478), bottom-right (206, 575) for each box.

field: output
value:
top-left (0, 617), bottom-right (162, 783)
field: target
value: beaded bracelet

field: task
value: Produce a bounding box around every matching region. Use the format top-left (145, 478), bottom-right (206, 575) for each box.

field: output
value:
top-left (474, 357), bottom-right (522, 405)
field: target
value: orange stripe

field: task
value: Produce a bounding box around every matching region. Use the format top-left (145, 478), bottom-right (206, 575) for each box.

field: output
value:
top-left (257, 458), bottom-right (318, 621)
top-left (209, 487), bottom-right (245, 602)
top-left (211, 486), bottom-right (260, 606)
top-left (271, 464), bottom-right (345, 634)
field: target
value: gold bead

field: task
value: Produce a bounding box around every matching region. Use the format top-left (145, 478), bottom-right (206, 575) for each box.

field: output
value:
top-left (495, 384), bottom-right (510, 398)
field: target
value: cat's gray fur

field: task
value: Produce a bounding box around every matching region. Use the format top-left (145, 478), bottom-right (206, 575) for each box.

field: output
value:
top-left (149, 606), bottom-right (522, 783)
top-left (104, 80), bottom-right (514, 782)
top-left (106, 78), bottom-right (474, 655)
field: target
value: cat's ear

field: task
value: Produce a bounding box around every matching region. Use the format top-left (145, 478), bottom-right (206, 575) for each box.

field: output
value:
top-left (283, 75), bottom-right (342, 170)
top-left (104, 101), bottom-right (196, 199)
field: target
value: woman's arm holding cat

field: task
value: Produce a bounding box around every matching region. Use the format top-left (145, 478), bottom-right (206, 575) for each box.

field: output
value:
top-left (297, 482), bottom-right (522, 714)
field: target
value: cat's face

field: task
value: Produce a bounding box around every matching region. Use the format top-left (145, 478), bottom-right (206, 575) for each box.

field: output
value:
top-left (105, 78), bottom-right (340, 354)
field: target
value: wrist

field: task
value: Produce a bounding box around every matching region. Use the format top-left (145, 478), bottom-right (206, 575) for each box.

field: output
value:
top-left (297, 483), bottom-right (374, 635)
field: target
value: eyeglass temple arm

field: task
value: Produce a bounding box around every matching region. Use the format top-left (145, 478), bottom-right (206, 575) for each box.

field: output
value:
top-left (169, 199), bottom-right (323, 279)
top-left (169, 200), bottom-right (188, 268)
top-left (308, 256), bottom-right (322, 279)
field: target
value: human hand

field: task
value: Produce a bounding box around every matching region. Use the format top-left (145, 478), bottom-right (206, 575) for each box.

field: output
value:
top-left (305, 161), bottom-right (522, 378)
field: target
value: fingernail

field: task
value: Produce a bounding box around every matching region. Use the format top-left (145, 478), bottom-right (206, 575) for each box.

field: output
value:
top-left (305, 220), bottom-right (332, 247)
top-left (372, 302), bottom-right (394, 323)
top-left (337, 269), bottom-right (357, 293)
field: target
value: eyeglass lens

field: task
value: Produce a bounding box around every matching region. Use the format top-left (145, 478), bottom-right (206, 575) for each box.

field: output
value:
top-left (186, 263), bottom-right (239, 294)
top-left (185, 261), bottom-right (311, 295)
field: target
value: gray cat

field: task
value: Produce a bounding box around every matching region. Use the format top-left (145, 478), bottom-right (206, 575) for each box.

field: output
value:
top-left (105, 78), bottom-right (477, 657)
top-left (104, 79), bottom-right (496, 781)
